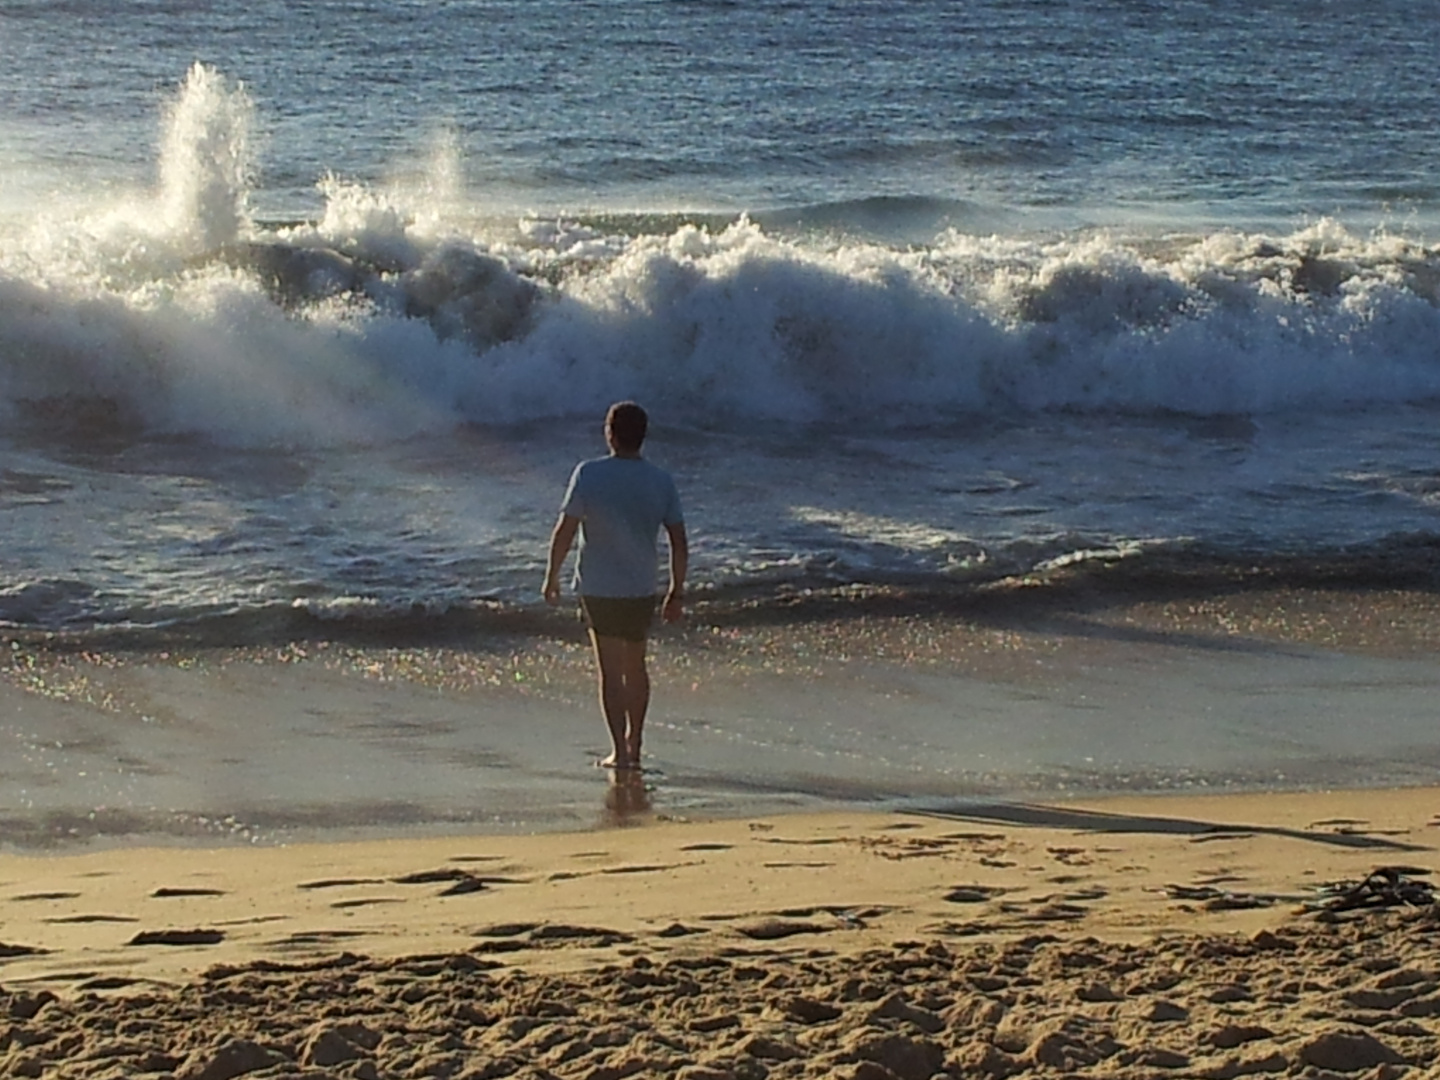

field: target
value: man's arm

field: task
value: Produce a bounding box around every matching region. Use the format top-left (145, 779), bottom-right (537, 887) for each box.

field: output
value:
top-left (661, 520), bottom-right (688, 623)
top-left (542, 514), bottom-right (580, 605)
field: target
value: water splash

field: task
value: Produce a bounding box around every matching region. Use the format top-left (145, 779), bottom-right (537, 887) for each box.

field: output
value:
top-left (160, 63), bottom-right (254, 253)
top-left (5, 61), bottom-right (1440, 450)
top-left (409, 126), bottom-right (464, 235)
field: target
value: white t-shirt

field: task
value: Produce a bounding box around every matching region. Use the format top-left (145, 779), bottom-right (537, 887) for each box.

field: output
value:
top-left (560, 455), bottom-right (684, 598)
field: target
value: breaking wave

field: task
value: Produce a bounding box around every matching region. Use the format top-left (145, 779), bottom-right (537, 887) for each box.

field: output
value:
top-left (2, 65), bottom-right (1439, 449)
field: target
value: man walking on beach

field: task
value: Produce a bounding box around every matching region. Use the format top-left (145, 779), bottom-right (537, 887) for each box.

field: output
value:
top-left (543, 402), bottom-right (687, 771)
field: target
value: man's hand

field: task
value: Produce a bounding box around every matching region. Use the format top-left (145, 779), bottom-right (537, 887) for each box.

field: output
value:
top-left (542, 576), bottom-right (562, 606)
top-left (544, 515), bottom-right (580, 607)
top-left (663, 521), bottom-right (688, 625)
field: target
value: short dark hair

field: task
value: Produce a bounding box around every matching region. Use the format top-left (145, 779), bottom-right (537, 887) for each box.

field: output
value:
top-left (606, 401), bottom-right (648, 451)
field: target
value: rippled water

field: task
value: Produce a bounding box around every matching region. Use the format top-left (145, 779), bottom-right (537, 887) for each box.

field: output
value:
top-left (1, 1), bottom-right (1438, 636)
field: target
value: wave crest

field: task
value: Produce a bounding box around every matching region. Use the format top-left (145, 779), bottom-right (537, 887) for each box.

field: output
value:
top-left (2, 66), bottom-right (1439, 447)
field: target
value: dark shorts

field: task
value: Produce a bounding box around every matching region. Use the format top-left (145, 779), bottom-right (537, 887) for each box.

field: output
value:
top-left (580, 595), bottom-right (657, 642)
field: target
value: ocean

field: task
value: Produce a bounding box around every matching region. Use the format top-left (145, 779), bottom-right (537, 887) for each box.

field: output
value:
top-left (2, 0), bottom-right (1439, 846)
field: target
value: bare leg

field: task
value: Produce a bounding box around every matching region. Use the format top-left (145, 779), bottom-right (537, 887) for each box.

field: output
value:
top-left (590, 632), bottom-right (629, 767)
top-left (620, 639), bottom-right (649, 764)
top-left (590, 633), bottom-right (650, 768)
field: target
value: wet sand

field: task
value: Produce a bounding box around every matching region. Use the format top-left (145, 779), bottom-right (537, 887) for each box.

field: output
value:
top-left (1, 787), bottom-right (1438, 1078)
top-left (2, 580), bottom-right (1440, 1076)
top-left (4, 578), bottom-right (1440, 846)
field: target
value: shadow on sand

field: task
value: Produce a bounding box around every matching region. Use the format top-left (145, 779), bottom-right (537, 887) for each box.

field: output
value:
top-left (912, 800), bottom-right (1432, 853)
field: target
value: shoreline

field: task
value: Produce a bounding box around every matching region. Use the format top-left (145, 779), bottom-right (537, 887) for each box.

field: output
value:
top-left (3, 576), bottom-right (1440, 852)
top-left (1, 786), bottom-right (1437, 1078)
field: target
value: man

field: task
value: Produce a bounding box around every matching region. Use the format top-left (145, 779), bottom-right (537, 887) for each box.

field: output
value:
top-left (542, 402), bottom-right (687, 771)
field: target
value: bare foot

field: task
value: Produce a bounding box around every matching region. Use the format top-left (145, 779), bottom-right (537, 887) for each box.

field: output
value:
top-left (598, 753), bottom-right (637, 770)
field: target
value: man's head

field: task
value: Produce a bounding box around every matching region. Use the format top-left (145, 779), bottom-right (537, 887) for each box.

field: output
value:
top-left (605, 401), bottom-right (648, 454)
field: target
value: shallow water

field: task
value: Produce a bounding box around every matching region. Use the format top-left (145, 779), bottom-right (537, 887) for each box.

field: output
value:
top-left (6, 407), bottom-right (1440, 636)
top-left (4, 592), bottom-right (1438, 850)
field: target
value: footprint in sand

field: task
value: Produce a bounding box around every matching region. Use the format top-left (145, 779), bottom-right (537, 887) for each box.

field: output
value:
top-left (471, 923), bottom-right (634, 951)
top-left (75, 976), bottom-right (142, 991)
top-left (734, 917), bottom-right (832, 940)
top-left (44, 914), bottom-right (140, 924)
top-left (1015, 900), bottom-right (1092, 922)
top-left (943, 885), bottom-right (1008, 904)
top-left (127, 929), bottom-right (225, 946)
top-left (473, 922), bottom-right (539, 938)
top-left (471, 938), bottom-right (529, 953)
top-left (330, 897), bottom-right (406, 910)
top-left (297, 878), bottom-right (386, 890)
top-left (1193, 873), bottom-right (1248, 886)
top-left (761, 837), bottom-right (844, 846)
top-left (919, 919), bottom-right (990, 937)
top-left (655, 923), bottom-right (707, 938)
top-left (600, 862), bottom-right (697, 875)
top-left (279, 930), bottom-right (368, 946)
top-left (529, 924), bottom-right (633, 942)
top-left (549, 861), bottom-right (695, 882)
top-left (390, 868), bottom-right (494, 895)
top-left (391, 868), bottom-right (476, 885)
top-left (0, 942), bottom-right (49, 957)
top-left (860, 835), bottom-right (960, 861)
top-left (436, 878), bottom-right (486, 896)
top-left (941, 831), bottom-right (1007, 842)
top-left (1047, 846), bottom-right (1093, 867)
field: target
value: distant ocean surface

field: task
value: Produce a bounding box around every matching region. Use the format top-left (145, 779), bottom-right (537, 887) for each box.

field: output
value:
top-left (2, 0), bottom-right (1440, 638)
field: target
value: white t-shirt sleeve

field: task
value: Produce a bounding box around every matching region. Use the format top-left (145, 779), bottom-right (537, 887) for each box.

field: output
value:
top-left (559, 463), bottom-right (586, 518)
top-left (663, 474), bottom-right (684, 527)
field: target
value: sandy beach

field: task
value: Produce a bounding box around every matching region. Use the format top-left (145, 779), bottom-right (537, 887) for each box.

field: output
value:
top-left (3, 581), bottom-right (1440, 1077)
top-left (2, 784), bottom-right (1438, 1079)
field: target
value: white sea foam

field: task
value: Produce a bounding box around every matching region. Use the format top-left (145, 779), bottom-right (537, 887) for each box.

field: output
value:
top-left (2, 67), bottom-right (1440, 448)
top-left (160, 63), bottom-right (254, 254)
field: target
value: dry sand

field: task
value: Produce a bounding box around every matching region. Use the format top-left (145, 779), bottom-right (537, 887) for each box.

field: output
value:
top-left (2, 785), bottom-right (1438, 1079)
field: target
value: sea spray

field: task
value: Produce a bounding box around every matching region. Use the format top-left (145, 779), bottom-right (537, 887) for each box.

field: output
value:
top-left (160, 63), bottom-right (254, 254)
top-left (6, 209), bottom-right (1440, 446)
top-left (4, 65), bottom-right (1440, 450)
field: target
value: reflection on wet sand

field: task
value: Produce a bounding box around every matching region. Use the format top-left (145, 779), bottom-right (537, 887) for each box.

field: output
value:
top-left (602, 771), bottom-right (653, 826)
